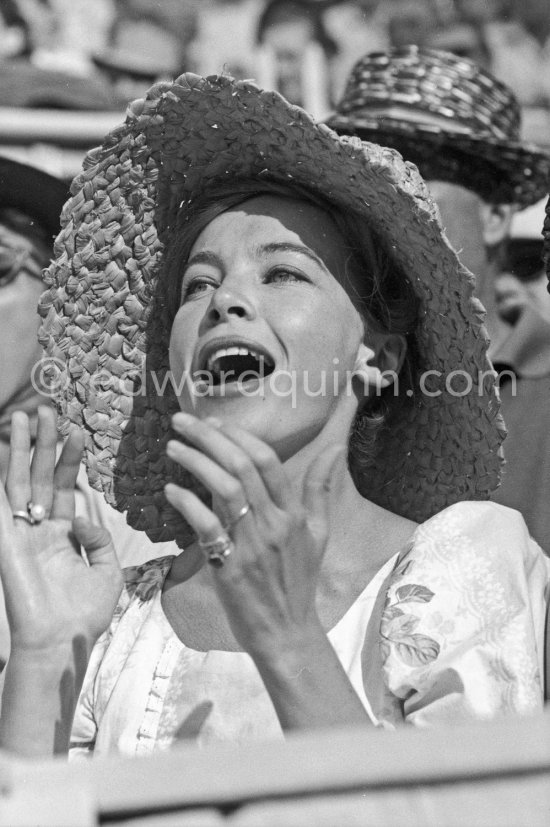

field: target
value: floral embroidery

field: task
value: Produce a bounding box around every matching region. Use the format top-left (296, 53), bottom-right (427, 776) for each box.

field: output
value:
top-left (380, 584), bottom-right (440, 667)
top-left (124, 556), bottom-right (174, 603)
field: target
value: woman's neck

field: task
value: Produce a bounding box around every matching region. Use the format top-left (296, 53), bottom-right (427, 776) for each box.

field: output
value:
top-left (284, 437), bottom-right (416, 591)
top-left (170, 398), bottom-right (417, 592)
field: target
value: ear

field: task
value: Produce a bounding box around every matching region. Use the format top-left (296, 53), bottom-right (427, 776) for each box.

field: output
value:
top-left (353, 333), bottom-right (407, 393)
top-left (479, 202), bottom-right (516, 248)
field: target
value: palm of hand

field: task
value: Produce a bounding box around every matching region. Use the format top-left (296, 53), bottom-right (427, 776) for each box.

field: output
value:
top-left (4, 519), bottom-right (122, 652)
top-left (0, 409), bottom-right (122, 656)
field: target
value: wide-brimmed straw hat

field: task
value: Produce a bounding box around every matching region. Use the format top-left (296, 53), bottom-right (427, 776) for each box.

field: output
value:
top-left (326, 46), bottom-right (550, 207)
top-left (38, 73), bottom-right (505, 547)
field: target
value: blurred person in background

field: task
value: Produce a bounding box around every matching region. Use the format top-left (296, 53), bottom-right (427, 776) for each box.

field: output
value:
top-left (92, 3), bottom-right (189, 104)
top-left (327, 47), bottom-right (550, 551)
top-left (0, 1), bottom-right (31, 61)
top-left (490, 200), bottom-right (550, 546)
top-left (15, 0), bottom-right (116, 77)
top-left (484, 0), bottom-right (550, 106)
top-left (256, 0), bottom-right (337, 109)
top-left (386, 0), bottom-right (491, 65)
top-left (322, 1), bottom-right (389, 101)
top-left (386, 0), bottom-right (440, 50)
top-left (429, 0), bottom-right (492, 66)
top-left (497, 200), bottom-right (550, 326)
top-left (189, 0), bottom-right (264, 80)
top-left (0, 157), bottom-right (166, 664)
top-left (0, 0), bottom-right (118, 109)
top-left (453, 0), bottom-right (504, 25)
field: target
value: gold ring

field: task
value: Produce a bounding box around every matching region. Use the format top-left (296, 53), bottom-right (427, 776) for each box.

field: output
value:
top-left (225, 502), bottom-right (250, 530)
top-left (12, 511), bottom-right (33, 525)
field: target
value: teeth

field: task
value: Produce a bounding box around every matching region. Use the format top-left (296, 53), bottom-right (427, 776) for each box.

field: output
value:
top-left (205, 347), bottom-right (272, 372)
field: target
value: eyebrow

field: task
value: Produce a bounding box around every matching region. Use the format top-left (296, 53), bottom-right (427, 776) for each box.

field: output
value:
top-left (182, 242), bottom-right (327, 278)
top-left (182, 251), bottom-right (224, 277)
top-left (257, 242), bottom-right (327, 270)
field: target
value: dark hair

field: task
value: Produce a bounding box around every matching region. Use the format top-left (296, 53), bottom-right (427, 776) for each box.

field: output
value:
top-left (159, 179), bottom-right (420, 485)
top-left (256, 0), bottom-right (337, 57)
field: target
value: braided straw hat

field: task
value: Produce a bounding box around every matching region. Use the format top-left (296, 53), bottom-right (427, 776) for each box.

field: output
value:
top-left (326, 47), bottom-right (550, 207)
top-left (39, 73), bottom-right (505, 547)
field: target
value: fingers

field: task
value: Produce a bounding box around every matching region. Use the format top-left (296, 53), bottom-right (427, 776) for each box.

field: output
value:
top-left (166, 440), bottom-right (251, 525)
top-left (165, 483), bottom-right (224, 542)
top-left (72, 518), bottom-right (119, 570)
top-left (165, 484), bottom-right (256, 576)
top-left (303, 444), bottom-right (345, 546)
top-left (51, 427), bottom-right (85, 521)
top-left (204, 419), bottom-right (294, 511)
top-left (5, 412), bottom-right (32, 513)
top-left (29, 406), bottom-right (58, 516)
top-left (171, 413), bottom-right (273, 515)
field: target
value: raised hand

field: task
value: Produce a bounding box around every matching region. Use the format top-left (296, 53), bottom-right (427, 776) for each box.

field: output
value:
top-left (165, 411), bottom-right (343, 656)
top-left (164, 413), bottom-right (370, 731)
top-left (0, 407), bottom-right (122, 654)
top-left (0, 406), bottom-right (123, 756)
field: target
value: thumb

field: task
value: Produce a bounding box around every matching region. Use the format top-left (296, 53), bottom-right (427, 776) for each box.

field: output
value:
top-left (303, 444), bottom-right (345, 546)
top-left (72, 518), bottom-right (118, 569)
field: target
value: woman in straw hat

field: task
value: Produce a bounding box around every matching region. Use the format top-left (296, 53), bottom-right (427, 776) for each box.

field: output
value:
top-left (0, 74), bottom-right (548, 758)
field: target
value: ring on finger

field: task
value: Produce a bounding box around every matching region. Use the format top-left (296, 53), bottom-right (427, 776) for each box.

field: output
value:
top-left (224, 502), bottom-right (250, 531)
top-left (27, 501), bottom-right (46, 524)
top-left (199, 534), bottom-right (234, 568)
top-left (12, 510), bottom-right (34, 525)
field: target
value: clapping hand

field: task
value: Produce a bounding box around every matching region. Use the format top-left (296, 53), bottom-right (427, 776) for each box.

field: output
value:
top-left (0, 407), bottom-right (122, 656)
top-left (165, 412), bottom-right (343, 656)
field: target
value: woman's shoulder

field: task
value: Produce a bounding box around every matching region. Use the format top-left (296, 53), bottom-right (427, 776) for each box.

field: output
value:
top-left (396, 500), bottom-right (549, 600)
top-left (121, 555), bottom-right (175, 604)
top-left (379, 500), bottom-right (549, 723)
top-left (415, 500), bottom-right (545, 558)
top-left (91, 556), bottom-right (175, 669)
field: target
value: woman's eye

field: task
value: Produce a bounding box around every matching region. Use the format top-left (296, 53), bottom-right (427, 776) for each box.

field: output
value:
top-left (181, 277), bottom-right (218, 303)
top-left (265, 268), bottom-right (307, 284)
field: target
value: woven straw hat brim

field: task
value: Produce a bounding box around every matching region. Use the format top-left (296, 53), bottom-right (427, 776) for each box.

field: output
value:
top-left (39, 73), bottom-right (505, 547)
top-left (326, 114), bottom-right (550, 207)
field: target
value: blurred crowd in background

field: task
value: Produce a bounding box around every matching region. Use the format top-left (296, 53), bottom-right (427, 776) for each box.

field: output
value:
top-left (0, 0), bottom-right (549, 117)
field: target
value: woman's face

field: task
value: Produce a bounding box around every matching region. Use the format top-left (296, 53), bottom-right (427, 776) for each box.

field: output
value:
top-left (0, 226), bottom-right (44, 409)
top-left (168, 195), bottom-right (367, 458)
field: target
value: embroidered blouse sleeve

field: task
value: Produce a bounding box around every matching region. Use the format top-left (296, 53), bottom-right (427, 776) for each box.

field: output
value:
top-left (379, 502), bottom-right (550, 726)
top-left (68, 589), bottom-right (130, 760)
top-left (68, 557), bottom-right (172, 759)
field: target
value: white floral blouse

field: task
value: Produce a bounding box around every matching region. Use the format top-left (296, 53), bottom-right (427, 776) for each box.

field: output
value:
top-left (70, 502), bottom-right (550, 759)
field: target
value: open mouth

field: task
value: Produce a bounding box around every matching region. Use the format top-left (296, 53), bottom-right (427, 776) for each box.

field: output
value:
top-left (198, 345), bottom-right (276, 387)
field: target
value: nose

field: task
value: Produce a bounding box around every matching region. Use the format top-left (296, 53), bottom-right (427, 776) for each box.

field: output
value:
top-left (206, 285), bottom-right (257, 324)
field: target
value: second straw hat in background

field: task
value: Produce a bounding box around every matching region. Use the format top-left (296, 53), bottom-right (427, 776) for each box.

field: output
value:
top-left (326, 46), bottom-right (550, 207)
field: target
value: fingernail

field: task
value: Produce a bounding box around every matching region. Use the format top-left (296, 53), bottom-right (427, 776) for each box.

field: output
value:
top-left (205, 416), bottom-right (221, 428)
top-left (166, 440), bottom-right (185, 456)
top-left (172, 412), bottom-right (194, 428)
